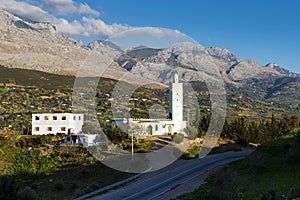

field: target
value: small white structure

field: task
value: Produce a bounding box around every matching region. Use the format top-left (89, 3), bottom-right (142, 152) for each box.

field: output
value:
top-left (32, 113), bottom-right (84, 135)
top-left (78, 134), bottom-right (102, 146)
top-left (64, 134), bottom-right (102, 146)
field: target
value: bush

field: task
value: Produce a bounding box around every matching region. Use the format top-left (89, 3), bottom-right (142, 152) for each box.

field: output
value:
top-left (70, 182), bottom-right (78, 191)
top-left (89, 183), bottom-right (100, 191)
top-left (54, 181), bottom-right (64, 192)
top-left (74, 188), bottom-right (84, 198)
top-left (260, 189), bottom-right (300, 200)
top-left (17, 186), bottom-right (38, 200)
top-left (181, 146), bottom-right (201, 159)
top-left (184, 126), bottom-right (198, 140)
top-left (0, 176), bottom-right (19, 200)
top-left (248, 153), bottom-right (268, 172)
top-left (195, 168), bottom-right (248, 200)
top-left (6, 148), bottom-right (57, 175)
top-left (172, 133), bottom-right (184, 144)
top-left (285, 148), bottom-right (300, 164)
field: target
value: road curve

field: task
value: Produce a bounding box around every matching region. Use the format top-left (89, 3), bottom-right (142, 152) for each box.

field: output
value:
top-left (90, 151), bottom-right (252, 200)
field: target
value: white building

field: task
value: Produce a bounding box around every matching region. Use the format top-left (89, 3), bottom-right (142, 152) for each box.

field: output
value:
top-left (113, 72), bottom-right (187, 136)
top-left (169, 72), bottom-right (186, 133)
top-left (32, 113), bottom-right (84, 135)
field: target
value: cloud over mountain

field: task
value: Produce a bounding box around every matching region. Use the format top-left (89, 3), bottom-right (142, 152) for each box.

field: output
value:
top-left (0, 0), bottom-right (183, 39)
top-left (41, 0), bottom-right (100, 17)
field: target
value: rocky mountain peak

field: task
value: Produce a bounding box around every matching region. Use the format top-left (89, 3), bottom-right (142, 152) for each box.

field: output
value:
top-left (0, 9), bottom-right (56, 34)
top-left (205, 46), bottom-right (240, 62)
top-left (87, 40), bottom-right (124, 52)
top-left (265, 63), bottom-right (300, 78)
top-left (226, 60), bottom-right (282, 81)
top-left (0, 9), bottom-right (298, 86)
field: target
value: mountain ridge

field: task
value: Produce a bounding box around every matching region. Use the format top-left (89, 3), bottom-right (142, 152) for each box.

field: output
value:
top-left (1, 9), bottom-right (299, 80)
top-left (0, 9), bottom-right (299, 109)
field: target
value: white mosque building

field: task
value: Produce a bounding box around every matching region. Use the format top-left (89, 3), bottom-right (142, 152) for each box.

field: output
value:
top-left (113, 72), bottom-right (187, 136)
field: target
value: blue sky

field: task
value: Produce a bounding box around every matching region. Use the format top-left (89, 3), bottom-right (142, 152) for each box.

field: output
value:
top-left (1, 0), bottom-right (300, 73)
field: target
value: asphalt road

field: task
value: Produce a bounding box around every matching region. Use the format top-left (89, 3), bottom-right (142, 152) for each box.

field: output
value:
top-left (90, 150), bottom-right (252, 200)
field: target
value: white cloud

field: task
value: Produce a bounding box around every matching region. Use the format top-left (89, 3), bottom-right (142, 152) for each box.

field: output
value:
top-left (0, 0), bottom-right (128, 37)
top-left (111, 27), bottom-right (186, 39)
top-left (42, 0), bottom-right (100, 17)
top-left (0, 0), bottom-right (55, 22)
top-left (0, 0), bottom-right (184, 40)
top-left (108, 27), bottom-right (190, 48)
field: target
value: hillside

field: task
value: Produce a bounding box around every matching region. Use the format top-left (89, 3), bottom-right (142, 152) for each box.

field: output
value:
top-left (176, 128), bottom-right (300, 200)
top-left (0, 65), bottom-right (75, 89)
top-left (0, 65), bottom-right (298, 130)
top-left (0, 134), bottom-right (134, 200)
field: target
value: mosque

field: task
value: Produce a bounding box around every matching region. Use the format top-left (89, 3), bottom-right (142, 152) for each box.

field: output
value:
top-left (113, 72), bottom-right (187, 136)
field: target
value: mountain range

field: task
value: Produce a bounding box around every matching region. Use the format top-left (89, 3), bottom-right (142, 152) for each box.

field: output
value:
top-left (0, 9), bottom-right (299, 113)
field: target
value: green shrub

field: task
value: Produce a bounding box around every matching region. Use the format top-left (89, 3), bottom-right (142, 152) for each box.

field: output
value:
top-left (74, 188), bottom-right (84, 197)
top-left (172, 133), bottom-right (184, 144)
top-left (260, 189), bottom-right (300, 200)
top-left (0, 176), bottom-right (19, 200)
top-left (248, 153), bottom-right (268, 172)
top-left (181, 168), bottom-right (249, 200)
top-left (285, 148), bottom-right (300, 164)
top-left (17, 186), bottom-right (38, 200)
top-left (70, 182), bottom-right (78, 191)
top-left (6, 148), bottom-right (57, 175)
top-left (54, 181), bottom-right (64, 192)
top-left (181, 146), bottom-right (201, 159)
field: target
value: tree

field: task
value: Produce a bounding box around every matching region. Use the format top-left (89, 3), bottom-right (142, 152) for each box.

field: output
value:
top-left (105, 124), bottom-right (127, 143)
top-left (129, 123), bottom-right (146, 139)
top-left (184, 126), bottom-right (199, 140)
top-left (198, 112), bottom-right (211, 136)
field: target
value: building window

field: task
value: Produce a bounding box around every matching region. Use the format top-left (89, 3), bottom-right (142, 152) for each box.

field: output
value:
top-left (35, 116), bottom-right (40, 120)
top-left (35, 127), bottom-right (40, 131)
top-left (44, 116), bottom-right (49, 120)
top-left (47, 127), bottom-right (52, 131)
top-left (155, 125), bottom-right (158, 131)
top-left (61, 127), bottom-right (66, 131)
top-left (79, 116), bottom-right (81, 120)
top-left (62, 116), bottom-right (67, 120)
top-left (73, 116), bottom-right (76, 120)
top-left (53, 116), bottom-right (58, 120)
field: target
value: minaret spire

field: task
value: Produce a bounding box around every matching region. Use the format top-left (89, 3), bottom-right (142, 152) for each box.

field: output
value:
top-left (169, 71), bottom-right (184, 132)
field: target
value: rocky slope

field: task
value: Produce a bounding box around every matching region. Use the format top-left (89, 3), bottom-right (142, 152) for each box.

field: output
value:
top-left (0, 10), bottom-right (89, 75)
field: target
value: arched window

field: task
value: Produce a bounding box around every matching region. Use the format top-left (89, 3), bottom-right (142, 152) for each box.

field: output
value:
top-left (168, 126), bottom-right (172, 135)
top-left (147, 125), bottom-right (153, 135)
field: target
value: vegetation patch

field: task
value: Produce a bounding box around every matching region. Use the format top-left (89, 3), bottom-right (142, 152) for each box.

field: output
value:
top-left (0, 135), bottom-right (134, 200)
top-left (0, 87), bottom-right (8, 95)
top-left (176, 129), bottom-right (300, 200)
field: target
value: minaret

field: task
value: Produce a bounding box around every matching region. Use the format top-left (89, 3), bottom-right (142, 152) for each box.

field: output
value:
top-left (169, 72), bottom-right (183, 132)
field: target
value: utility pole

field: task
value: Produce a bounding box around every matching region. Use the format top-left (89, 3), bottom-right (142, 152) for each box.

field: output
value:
top-left (126, 108), bottom-right (134, 161)
top-left (131, 129), bottom-right (134, 161)
top-left (187, 108), bottom-right (190, 126)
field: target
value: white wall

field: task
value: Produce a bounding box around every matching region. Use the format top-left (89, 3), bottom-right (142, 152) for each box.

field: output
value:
top-left (170, 80), bottom-right (185, 133)
top-left (32, 113), bottom-right (84, 135)
top-left (130, 119), bottom-right (175, 136)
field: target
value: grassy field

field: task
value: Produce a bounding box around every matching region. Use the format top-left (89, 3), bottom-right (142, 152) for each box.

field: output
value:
top-left (176, 128), bottom-right (300, 200)
top-left (0, 135), bottom-right (134, 200)
top-left (0, 65), bottom-right (76, 89)
top-left (0, 87), bottom-right (8, 95)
